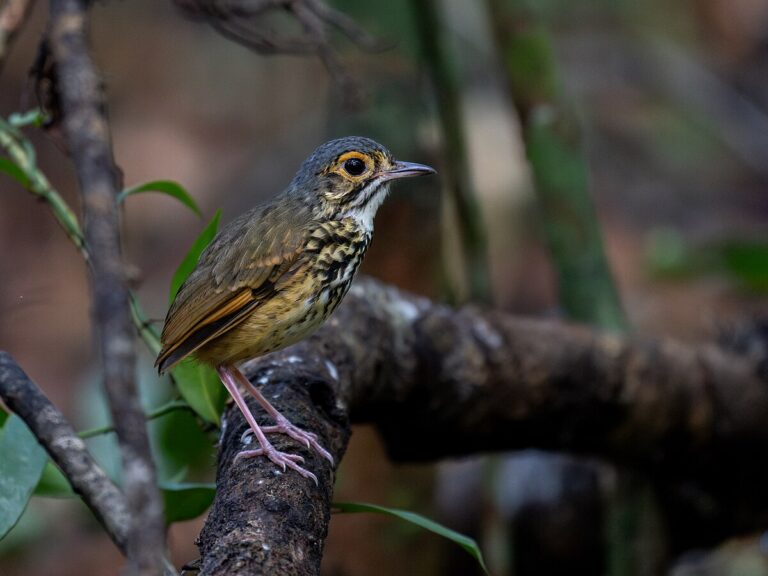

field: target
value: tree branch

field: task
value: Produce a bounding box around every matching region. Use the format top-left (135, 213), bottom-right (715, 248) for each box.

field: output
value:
top-left (195, 368), bottom-right (350, 575)
top-left (0, 351), bottom-right (130, 552)
top-left (47, 1), bottom-right (165, 574)
top-left (172, 0), bottom-right (385, 107)
top-left (0, 0), bottom-right (36, 76)
top-left (197, 278), bottom-right (768, 574)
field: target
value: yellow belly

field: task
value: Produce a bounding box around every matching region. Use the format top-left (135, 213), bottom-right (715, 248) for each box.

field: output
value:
top-left (194, 274), bottom-right (329, 366)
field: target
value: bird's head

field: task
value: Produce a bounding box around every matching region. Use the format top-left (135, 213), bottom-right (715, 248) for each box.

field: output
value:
top-left (290, 136), bottom-right (435, 229)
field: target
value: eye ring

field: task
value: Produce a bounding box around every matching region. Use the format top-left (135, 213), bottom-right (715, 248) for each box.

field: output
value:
top-left (343, 157), bottom-right (367, 177)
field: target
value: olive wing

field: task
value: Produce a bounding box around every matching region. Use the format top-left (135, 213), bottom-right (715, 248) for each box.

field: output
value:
top-left (156, 199), bottom-right (312, 372)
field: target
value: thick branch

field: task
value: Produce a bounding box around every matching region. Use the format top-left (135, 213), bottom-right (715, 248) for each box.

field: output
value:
top-left (196, 372), bottom-right (350, 575)
top-left (198, 278), bottom-right (768, 574)
top-left (48, 1), bottom-right (165, 574)
top-left (0, 352), bottom-right (130, 551)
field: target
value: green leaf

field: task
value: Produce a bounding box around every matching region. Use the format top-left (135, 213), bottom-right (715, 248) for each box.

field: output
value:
top-left (0, 416), bottom-right (47, 540)
top-left (161, 482), bottom-right (216, 524)
top-left (34, 461), bottom-right (74, 498)
top-left (0, 405), bottom-right (8, 427)
top-left (169, 209), bottom-right (221, 304)
top-left (333, 502), bottom-right (489, 574)
top-left (118, 180), bottom-right (202, 218)
top-left (172, 359), bottom-right (226, 425)
top-left (0, 157), bottom-right (30, 188)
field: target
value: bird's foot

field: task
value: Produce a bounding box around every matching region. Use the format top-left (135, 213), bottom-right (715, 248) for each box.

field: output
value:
top-left (235, 443), bottom-right (318, 485)
top-left (241, 416), bottom-right (334, 465)
top-left (261, 415), bottom-right (334, 464)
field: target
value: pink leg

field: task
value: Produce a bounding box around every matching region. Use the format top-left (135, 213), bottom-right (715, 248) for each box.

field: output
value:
top-left (231, 366), bottom-right (334, 464)
top-left (217, 365), bottom-right (318, 484)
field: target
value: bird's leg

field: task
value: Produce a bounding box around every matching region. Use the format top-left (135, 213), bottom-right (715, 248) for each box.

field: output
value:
top-left (231, 365), bottom-right (334, 464)
top-left (216, 365), bottom-right (318, 484)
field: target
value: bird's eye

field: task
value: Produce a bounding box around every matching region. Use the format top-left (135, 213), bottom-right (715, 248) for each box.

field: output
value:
top-left (343, 158), bottom-right (366, 176)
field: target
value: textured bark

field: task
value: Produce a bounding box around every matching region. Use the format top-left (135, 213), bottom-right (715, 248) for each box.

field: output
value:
top-left (48, 1), bottom-right (165, 574)
top-left (197, 278), bottom-right (768, 574)
top-left (196, 368), bottom-right (350, 576)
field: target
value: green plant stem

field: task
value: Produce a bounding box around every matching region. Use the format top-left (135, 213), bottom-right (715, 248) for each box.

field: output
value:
top-left (0, 116), bottom-right (88, 259)
top-left (486, 4), bottom-right (660, 575)
top-left (411, 0), bottom-right (491, 303)
top-left (78, 400), bottom-right (193, 439)
top-left (130, 292), bottom-right (162, 356)
top-left (487, 0), bottom-right (627, 330)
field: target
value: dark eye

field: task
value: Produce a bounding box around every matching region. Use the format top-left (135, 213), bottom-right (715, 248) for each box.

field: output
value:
top-left (343, 158), bottom-right (366, 176)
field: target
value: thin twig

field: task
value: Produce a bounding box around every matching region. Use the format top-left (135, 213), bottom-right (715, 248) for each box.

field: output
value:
top-left (0, 115), bottom-right (87, 259)
top-left (48, 1), bottom-right (165, 574)
top-left (0, 351), bottom-right (130, 552)
top-left (0, 0), bottom-right (36, 76)
top-left (173, 0), bottom-right (382, 107)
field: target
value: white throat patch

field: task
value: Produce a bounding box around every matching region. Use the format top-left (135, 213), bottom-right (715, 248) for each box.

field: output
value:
top-left (343, 182), bottom-right (390, 231)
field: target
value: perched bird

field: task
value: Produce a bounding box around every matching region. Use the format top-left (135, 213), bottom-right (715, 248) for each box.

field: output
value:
top-left (156, 136), bottom-right (435, 482)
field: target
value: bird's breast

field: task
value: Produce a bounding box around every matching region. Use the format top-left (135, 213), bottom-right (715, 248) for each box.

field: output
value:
top-left (306, 224), bottom-right (371, 316)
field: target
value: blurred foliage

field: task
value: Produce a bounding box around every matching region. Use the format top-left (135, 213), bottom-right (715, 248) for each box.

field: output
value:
top-left (160, 483), bottom-right (216, 524)
top-left (411, 0), bottom-right (491, 303)
top-left (647, 230), bottom-right (768, 295)
top-left (168, 209), bottom-right (221, 303)
top-left (0, 416), bottom-right (46, 540)
top-left (489, 0), bottom-right (627, 331)
top-left (166, 209), bottom-right (227, 425)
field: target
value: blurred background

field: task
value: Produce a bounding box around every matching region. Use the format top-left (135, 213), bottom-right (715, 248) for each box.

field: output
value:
top-left (2, 0), bottom-right (768, 574)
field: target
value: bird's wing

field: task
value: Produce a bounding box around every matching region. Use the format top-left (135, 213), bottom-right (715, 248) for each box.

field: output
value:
top-left (156, 198), bottom-right (312, 372)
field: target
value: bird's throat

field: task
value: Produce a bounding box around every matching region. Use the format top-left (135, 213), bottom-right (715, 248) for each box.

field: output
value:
top-left (343, 182), bottom-right (390, 231)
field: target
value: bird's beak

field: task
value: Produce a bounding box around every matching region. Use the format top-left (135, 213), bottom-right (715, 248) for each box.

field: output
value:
top-left (380, 160), bottom-right (436, 181)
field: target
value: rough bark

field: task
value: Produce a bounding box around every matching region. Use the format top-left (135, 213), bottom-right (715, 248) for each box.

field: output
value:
top-left (48, 1), bottom-right (165, 574)
top-left (196, 367), bottom-right (350, 576)
top-left (196, 278), bottom-right (768, 574)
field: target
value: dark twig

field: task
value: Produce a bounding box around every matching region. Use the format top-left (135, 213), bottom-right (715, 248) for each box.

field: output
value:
top-left (0, 351), bottom-right (130, 552)
top-left (173, 0), bottom-right (383, 107)
top-left (48, 1), bottom-right (165, 574)
top-left (198, 277), bottom-right (768, 572)
top-left (0, 0), bottom-right (36, 76)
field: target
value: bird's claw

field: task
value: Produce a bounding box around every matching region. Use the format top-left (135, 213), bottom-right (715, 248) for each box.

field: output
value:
top-left (234, 446), bottom-right (317, 485)
top-left (261, 416), bottom-right (334, 464)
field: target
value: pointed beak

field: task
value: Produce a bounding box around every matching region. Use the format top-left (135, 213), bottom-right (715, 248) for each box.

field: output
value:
top-left (380, 160), bottom-right (436, 181)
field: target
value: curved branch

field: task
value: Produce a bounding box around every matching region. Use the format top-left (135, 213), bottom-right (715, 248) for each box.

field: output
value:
top-left (198, 278), bottom-right (768, 574)
top-left (0, 352), bottom-right (130, 552)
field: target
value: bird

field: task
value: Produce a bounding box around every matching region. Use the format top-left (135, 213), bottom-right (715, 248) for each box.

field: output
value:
top-left (156, 136), bottom-right (435, 483)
